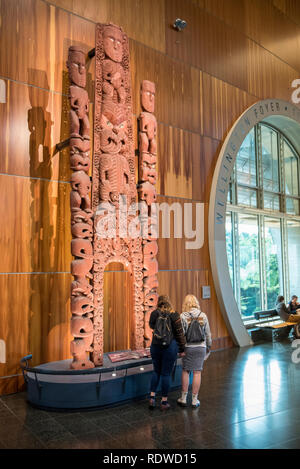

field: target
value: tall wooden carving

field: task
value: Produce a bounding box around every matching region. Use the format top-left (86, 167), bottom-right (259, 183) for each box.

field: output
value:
top-left (138, 80), bottom-right (159, 347)
top-left (92, 24), bottom-right (144, 366)
top-left (67, 26), bottom-right (159, 368)
top-left (67, 46), bottom-right (94, 369)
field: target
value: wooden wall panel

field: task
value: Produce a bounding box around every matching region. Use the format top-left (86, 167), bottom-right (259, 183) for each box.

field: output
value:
top-left (193, 136), bottom-right (222, 203)
top-left (0, 79), bottom-right (70, 181)
top-left (246, 38), bottom-right (299, 101)
top-left (0, 0), bottom-right (95, 94)
top-left (156, 131), bottom-right (221, 201)
top-left (273, 0), bottom-right (300, 26)
top-left (157, 124), bottom-right (193, 199)
top-left (156, 196), bottom-right (209, 271)
top-left (0, 273), bottom-right (72, 378)
top-left (48, 0), bottom-right (166, 52)
top-left (204, 0), bottom-right (300, 73)
top-left (29, 273), bottom-right (72, 365)
top-left (103, 266), bottom-right (134, 353)
top-left (0, 0), bottom-right (51, 87)
top-left (0, 175), bottom-right (71, 273)
top-left (165, 0), bottom-right (249, 91)
top-left (130, 40), bottom-right (204, 132)
top-left (202, 72), bottom-right (257, 141)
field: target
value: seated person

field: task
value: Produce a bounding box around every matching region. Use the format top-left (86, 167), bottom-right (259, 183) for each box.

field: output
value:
top-left (288, 295), bottom-right (300, 314)
top-left (276, 295), bottom-right (300, 323)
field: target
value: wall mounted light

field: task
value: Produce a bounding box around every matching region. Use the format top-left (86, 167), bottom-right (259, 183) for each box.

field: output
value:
top-left (173, 18), bottom-right (187, 31)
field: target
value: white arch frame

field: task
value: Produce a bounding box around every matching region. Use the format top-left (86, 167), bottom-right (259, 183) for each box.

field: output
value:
top-left (0, 79), bottom-right (6, 103)
top-left (209, 99), bottom-right (300, 346)
top-left (0, 340), bottom-right (6, 364)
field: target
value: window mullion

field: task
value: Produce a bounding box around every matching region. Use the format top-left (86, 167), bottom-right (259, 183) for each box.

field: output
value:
top-left (279, 134), bottom-right (286, 213)
top-left (259, 214), bottom-right (267, 311)
top-left (282, 218), bottom-right (289, 300)
top-left (233, 212), bottom-right (241, 311)
top-left (256, 124), bottom-right (263, 209)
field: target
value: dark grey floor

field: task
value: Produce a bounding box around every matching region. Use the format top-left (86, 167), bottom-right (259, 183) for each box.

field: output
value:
top-left (1, 340), bottom-right (300, 449)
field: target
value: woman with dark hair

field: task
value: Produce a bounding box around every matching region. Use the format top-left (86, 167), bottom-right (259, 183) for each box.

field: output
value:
top-left (276, 295), bottom-right (300, 323)
top-left (148, 295), bottom-right (186, 410)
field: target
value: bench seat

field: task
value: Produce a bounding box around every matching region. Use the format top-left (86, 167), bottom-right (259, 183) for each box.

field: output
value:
top-left (251, 309), bottom-right (294, 342)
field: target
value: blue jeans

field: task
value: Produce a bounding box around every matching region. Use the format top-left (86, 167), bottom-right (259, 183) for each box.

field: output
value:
top-left (150, 339), bottom-right (178, 397)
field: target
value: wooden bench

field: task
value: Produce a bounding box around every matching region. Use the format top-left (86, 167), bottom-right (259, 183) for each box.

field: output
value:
top-left (251, 309), bottom-right (294, 342)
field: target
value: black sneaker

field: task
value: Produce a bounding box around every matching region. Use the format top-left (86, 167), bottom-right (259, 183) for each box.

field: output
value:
top-left (160, 401), bottom-right (171, 411)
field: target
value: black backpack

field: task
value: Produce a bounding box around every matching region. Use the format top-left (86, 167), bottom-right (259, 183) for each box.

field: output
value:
top-left (152, 310), bottom-right (173, 346)
top-left (186, 317), bottom-right (205, 343)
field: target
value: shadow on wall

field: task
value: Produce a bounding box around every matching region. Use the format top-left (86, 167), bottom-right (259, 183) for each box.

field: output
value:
top-left (27, 68), bottom-right (72, 365)
top-left (28, 68), bottom-right (55, 365)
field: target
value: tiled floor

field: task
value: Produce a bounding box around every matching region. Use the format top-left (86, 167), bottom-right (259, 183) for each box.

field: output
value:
top-left (1, 340), bottom-right (300, 449)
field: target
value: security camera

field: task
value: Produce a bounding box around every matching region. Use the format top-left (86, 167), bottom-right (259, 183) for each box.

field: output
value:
top-left (173, 18), bottom-right (187, 31)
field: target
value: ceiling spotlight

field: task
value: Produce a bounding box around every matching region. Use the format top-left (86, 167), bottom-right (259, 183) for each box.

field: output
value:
top-left (173, 18), bottom-right (187, 31)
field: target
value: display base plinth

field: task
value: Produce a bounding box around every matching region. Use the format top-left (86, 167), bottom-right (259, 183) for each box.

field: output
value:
top-left (22, 353), bottom-right (183, 411)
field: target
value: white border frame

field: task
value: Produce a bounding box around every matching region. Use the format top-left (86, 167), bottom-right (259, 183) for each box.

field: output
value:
top-left (209, 99), bottom-right (300, 346)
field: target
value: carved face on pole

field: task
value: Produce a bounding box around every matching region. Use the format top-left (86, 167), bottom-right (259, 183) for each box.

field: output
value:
top-left (103, 26), bottom-right (123, 63)
top-left (100, 110), bottom-right (127, 154)
top-left (141, 80), bottom-right (155, 113)
top-left (67, 47), bottom-right (86, 88)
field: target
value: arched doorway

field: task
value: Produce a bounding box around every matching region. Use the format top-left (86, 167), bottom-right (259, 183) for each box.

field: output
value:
top-left (209, 99), bottom-right (300, 347)
top-left (103, 262), bottom-right (134, 353)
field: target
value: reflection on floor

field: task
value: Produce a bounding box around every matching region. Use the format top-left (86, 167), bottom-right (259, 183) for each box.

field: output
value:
top-left (1, 340), bottom-right (300, 449)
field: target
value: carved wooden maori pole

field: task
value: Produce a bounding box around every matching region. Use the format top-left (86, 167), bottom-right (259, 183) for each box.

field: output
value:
top-left (67, 46), bottom-right (94, 369)
top-left (138, 80), bottom-right (159, 347)
top-left (92, 24), bottom-right (144, 366)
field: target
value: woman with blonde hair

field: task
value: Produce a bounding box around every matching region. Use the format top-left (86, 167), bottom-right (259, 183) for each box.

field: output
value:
top-left (177, 294), bottom-right (212, 408)
top-left (148, 295), bottom-right (186, 410)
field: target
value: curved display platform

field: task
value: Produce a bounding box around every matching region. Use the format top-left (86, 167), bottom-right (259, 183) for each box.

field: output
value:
top-left (20, 354), bottom-right (183, 410)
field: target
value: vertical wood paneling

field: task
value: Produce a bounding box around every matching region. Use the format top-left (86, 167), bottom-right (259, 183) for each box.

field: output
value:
top-left (0, 273), bottom-right (72, 379)
top-left (0, 175), bottom-right (71, 273)
top-left (156, 196), bottom-right (210, 271)
top-left (0, 79), bottom-right (70, 181)
top-left (165, 0), bottom-right (249, 91)
top-left (49, 0), bottom-right (166, 52)
top-left (130, 40), bottom-right (204, 131)
top-left (0, 0), bottom-right (95, 94)
top-left (193, 135), bottom-right (222, 203)
top-left (246, 38), bottom-right (299, 101)
top-left (0, 0), bottom-right (51, 86)
top-left (202, 72), bottom-right (257, 141)
top-left (273, 0), bottom-right (300, 26)
top-left (157, 124), bottom-right (193, 199)
top-left (204, 0), bottom-right (300, 73)
top-left (103, 265), bottom-right (134, 353)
